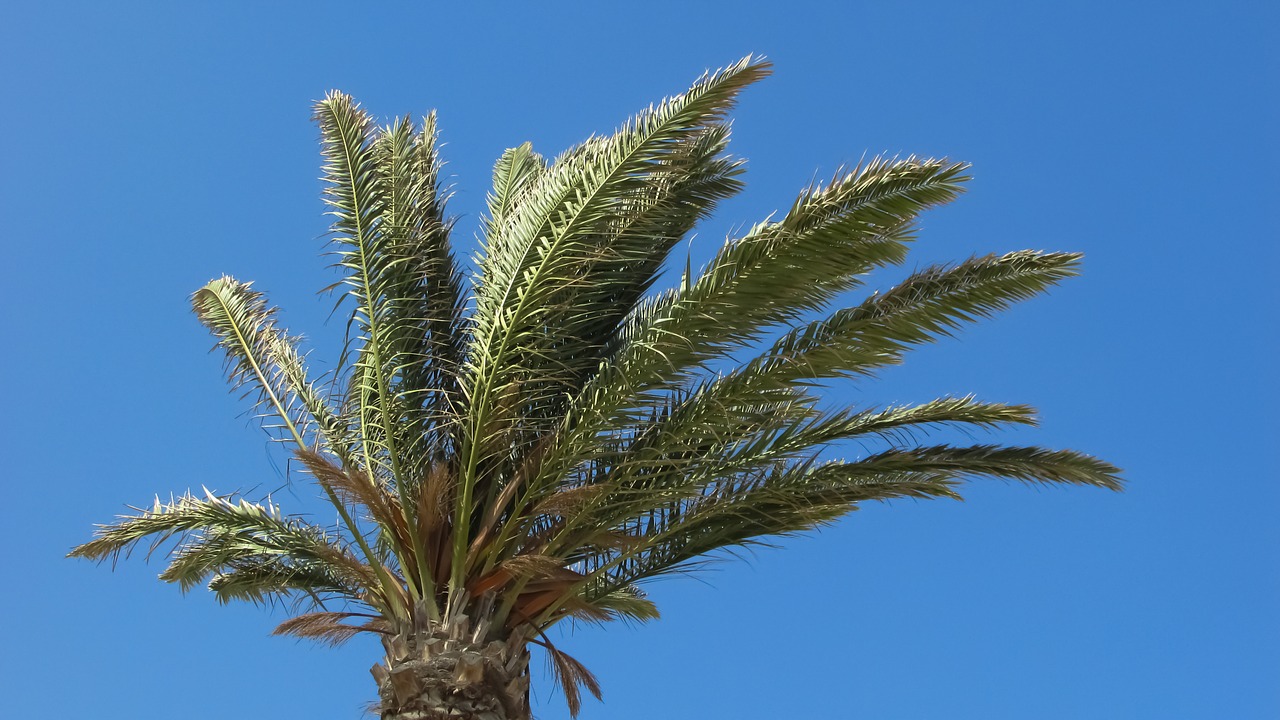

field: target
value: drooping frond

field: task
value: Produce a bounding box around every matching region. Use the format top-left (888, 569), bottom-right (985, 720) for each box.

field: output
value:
top-left (207, 556), bottom-right (372, 606)
top-left (533, 635), bottom-right (603, 718)
top-left (68, 490), bottom-right (382, 607)
top-left (273, 611), bottom-right (390, 646)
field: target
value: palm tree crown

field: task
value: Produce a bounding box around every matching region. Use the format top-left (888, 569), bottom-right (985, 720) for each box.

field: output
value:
top-left (72, 57), bottom-right (1120, 719)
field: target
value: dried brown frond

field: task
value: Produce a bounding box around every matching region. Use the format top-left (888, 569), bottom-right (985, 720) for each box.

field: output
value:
top-left (529, 484), bottom-right (608, 518)
top-left (295, 449), bottom-right (407, 540)
top-left (513, 587), bottom-right (570, 621)
top-left (273, 611), bottom-right (384, 646)
top-left (418, 462), bottom-right (454, 533)
top-left (536, 635), bottom-right (602, 717)
top-left (309, 543), bottom-right (381, 589)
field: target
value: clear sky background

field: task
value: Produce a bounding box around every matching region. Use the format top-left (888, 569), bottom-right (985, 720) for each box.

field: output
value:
top-left (2, 2), bottom-right (1276, 718)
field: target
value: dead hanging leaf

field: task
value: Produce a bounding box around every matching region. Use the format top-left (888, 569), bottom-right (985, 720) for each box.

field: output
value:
top-left (273, 611), bottom-right (384, 646)
top-left (537, 636), bottom-right (602, 718)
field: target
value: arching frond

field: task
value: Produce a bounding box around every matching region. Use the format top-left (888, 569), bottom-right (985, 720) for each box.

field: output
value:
top-left (69, 490), bottom-right (383, 606)
top-left (191, 276), bottom-right (349, 454)
top-left (569, 445), bottom-right (1119, 600)
top-left (207, 556), bottom-right (371, 606)
top-left (748, 250), bottom-right (1084, 384)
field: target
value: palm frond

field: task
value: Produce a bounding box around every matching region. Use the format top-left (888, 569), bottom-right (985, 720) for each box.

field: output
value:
top-left (191, 276), bottom-right (348, 453)
top-left (748, 250), bottom-right (1084, 385)
top-left (847, 444), bottom-right (1123, 490)
top-left (68, 489), bottom-right (383, 608)
top-left (607, 155), bottom-right (970, 392)
top-left (559, 396), bottom-right (1038, 541)
top-left (273, 611), bottom-right (390, 646)
top-left (575, 583), bottom-right (660, 625)
top-left (455, 55), bottom-right (771, 592)
top-left (533, 635), bottom-right (602, 718)
top-left (191, 277), bottom-right (392, 588)
top-left (316, 93), bottom-right (427, 489)
top-left (485, 142), bottom-right (546, 233)
top-left (369, 111), bottom-right (467, 482)
top-left (206, 556), bottom-right (370, 606)
top-left (317, 93), bottom-right (469, 613)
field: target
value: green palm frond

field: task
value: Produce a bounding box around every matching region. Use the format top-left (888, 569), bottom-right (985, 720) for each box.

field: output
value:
top-left (207, 556), bottom-right (370, 606)
top-left (455, 59), bottom-right (771, 579)
top-left (750, 250), bottom-right (1085, 384)
top-left (316, 93), bottom-right (469, 614)
top-left (191, 277), bottom-right (395, 602)
top-left (568, 396), bottom-right (1039, 532)
top-left (191, 276), bottom-right (348, 453)
top-left (369, 111), bottom-right (466, 476)
top-left (69, 489), bottom-right (383, 606)
top-left (486, 142), bottom-right (546, 233)
top-left (606, 155), bottom-right (971, 392)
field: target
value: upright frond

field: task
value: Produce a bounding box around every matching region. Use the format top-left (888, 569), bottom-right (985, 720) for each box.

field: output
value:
top-left (456, 56), bottom-right (771, 593)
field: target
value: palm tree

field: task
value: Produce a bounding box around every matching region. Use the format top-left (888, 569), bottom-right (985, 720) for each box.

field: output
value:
top-left (71, 56), bottom-right (1120, 720)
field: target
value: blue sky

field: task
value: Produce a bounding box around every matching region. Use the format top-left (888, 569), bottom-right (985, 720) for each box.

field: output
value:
top-left (2, 2), bottom-right (1276, 718)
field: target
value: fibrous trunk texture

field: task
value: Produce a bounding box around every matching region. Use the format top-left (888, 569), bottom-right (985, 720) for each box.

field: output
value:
top-left (373, 627), bottom-right (529, 720)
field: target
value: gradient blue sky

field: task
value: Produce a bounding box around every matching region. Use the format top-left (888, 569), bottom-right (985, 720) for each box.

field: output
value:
top-left (3, 2), bottom-right (1276, 718)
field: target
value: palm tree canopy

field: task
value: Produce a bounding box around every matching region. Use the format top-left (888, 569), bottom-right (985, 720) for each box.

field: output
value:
top-left (71, 56), bottom-right (1120, 716)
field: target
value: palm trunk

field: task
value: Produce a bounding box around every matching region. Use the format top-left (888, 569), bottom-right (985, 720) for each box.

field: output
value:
top-left (373, 630), bottom-right (530, 720)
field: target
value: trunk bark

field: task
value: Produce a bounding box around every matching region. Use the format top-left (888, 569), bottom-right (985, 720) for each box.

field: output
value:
top-left (373, 630), bottom-right (530, 720)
